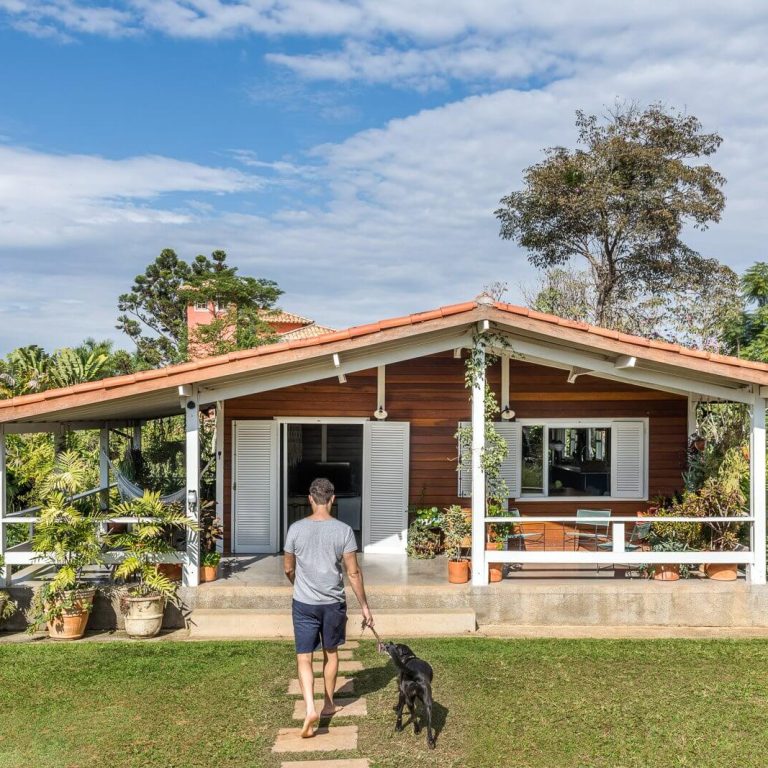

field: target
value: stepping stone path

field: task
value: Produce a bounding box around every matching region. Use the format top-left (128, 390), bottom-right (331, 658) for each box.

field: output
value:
top-left (273, 638), bottom-right (372, 768)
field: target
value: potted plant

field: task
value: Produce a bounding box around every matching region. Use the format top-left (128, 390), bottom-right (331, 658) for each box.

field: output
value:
top-left (111, 491), bottom-right (197, 639)
top-left (200, 502), bottom-right (224, 582)
top-left (0, 556), bottom-right (18, 624)
top-left (645, 537), bottom-right (689, 581)
top-left (26, 452), bottom-right (107, 640)
top-left (406, 507), bottom-right (444, 560)
top-left (442, 504), bottom-right (471, 583)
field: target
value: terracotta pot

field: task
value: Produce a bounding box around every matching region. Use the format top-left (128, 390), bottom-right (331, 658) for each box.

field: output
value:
top-left (200, 565), bottom-right (219, 583)
top-left (653, 564), bottom-right (680, 581)
top-left (123, 595), bottom-right (165, 639)
top-left (488, 562), bottom-right (504, 583)
top-left (47, 588), bottom-right (96, 640)
top-left (448, 559), bottom-right (469, 584)
top-left (158, 563), bottom-right (182, 581)
top-left (705, 562), bottom-right (739, 581)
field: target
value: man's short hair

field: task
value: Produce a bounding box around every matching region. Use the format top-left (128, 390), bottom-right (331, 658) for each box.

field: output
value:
top-left (309, 477), bottom-right (335, 505)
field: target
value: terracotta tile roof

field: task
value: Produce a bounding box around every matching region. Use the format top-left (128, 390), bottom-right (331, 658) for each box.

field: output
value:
top-left (1, 298), bottom-right (767, 422)
top-left (279, 323), bottom-right (337, 341)
top-left (258, 309), bottom-right (313, 325)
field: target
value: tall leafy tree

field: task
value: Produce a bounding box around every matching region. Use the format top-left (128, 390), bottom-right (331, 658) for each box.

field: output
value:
top-left (723, 262), bottom-right (768, 360)
top-left (117, 249), bottom-right (282, 367)
top-left (496, 103), bottom-right (727, 326)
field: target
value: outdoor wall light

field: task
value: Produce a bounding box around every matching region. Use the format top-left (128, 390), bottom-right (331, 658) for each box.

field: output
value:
top-left (187, 489), bottom-right (198, 512)
top-left (374, 405), bottom-right (388, 420)
top-left (500, 406), bottom-right (516, 420)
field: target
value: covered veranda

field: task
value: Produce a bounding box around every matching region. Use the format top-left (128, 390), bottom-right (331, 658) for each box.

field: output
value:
top-left (1, 299), bottom-right (767, 594)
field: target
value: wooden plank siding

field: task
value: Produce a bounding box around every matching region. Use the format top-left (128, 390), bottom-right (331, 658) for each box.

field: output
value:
top-left (222, 351), bottom-right (687, 552)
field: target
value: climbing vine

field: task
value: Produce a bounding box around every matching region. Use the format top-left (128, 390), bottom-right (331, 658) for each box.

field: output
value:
top-left (456, 329), bottom-right (517, 515)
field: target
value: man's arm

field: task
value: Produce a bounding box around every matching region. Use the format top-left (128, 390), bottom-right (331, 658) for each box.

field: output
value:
top-left (342, 551), bottom-right (373, 626)
top-left (284, 552), bottom-right (296, 585)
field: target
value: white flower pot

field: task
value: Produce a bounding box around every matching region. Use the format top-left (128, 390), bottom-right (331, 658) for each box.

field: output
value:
top-left (123, 595), bottom-right (165, 639)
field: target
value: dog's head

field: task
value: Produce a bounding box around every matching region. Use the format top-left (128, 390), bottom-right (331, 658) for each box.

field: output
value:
top-left (380, 641), bottom-right (417, 664)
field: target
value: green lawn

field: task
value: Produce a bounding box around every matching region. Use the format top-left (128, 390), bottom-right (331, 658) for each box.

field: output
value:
top-left (1, 638), bottom-right (768, 767)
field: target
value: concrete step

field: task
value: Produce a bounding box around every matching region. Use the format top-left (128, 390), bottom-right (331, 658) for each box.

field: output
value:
top-left (281, 760), bottom-right (369, 768)
top-left (188, 608), bottom-right (476, 638)
top-left (272, 725), bottom-right (358, 753)
top-left (288, 677), bottom-right (354, 696)
top-left (293, 698), bottom-right (368, 719)
top-left (313, 660), bottom-right (363, 674)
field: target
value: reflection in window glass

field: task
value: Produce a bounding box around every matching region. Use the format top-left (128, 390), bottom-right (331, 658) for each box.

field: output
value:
top-left (522, 425), bottom-right (544, 494)
top-left (548, 427), bottom-right (611, 496)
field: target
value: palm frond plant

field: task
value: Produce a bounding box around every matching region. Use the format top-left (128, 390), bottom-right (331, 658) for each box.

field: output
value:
top-left (111, 491), bottom-right (197, 638)
top-left (0, 556), bottom-right (18, 622)
top-left (27, 451), bottom-right (109, 638)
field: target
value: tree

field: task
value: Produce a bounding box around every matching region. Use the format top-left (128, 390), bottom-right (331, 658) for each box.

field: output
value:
top-left (722, 262), bottom-right (768, 360)
top-left (496, 102), bottom-right (727, 326)
top-left (524, 262), bottom-right (741, 352)
top-left (117, 249), bottom-right (282, 366)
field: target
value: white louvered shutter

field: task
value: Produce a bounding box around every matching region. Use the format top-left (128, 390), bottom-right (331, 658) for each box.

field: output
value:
top-left (233, 420), bottom-right (279, 553)
top-left (363, 421), bottom-right (410, 554)
top-left (456, 421), bottom-right (521, 499)
top-left (611, 421), bottom-right (646, 498)
top-left (495, 422), bottom-right (522, 499)
top-left (457, 421), bottom-right (471, 497)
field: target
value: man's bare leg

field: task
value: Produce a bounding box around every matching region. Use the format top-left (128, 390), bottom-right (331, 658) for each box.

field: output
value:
top-left (296, 652), bottom-right (319, 737)
top-left (320, 647), bottom-right (344, 716)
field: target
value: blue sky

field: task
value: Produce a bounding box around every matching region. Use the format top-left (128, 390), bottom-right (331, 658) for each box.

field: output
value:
top-left (1, 1), bottom-right (767, 353)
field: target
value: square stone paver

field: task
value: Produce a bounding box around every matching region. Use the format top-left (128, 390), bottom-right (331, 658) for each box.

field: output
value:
top-left (280, 760), bottom-right (370, 768)
top-left (314, 649), bottom-right (354, 661)
top-left (288, 677), bottom-right (354, 696)
top-left (292, 697), bottom-right (367, 719)
top-left (313, 660), bottom-right (363, 674)
top-left (272, 725), bottom-right (358, 753)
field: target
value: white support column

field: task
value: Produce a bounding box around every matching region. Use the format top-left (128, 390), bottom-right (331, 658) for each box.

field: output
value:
top-left (0, 426), bottom-right (8, 587)
top-left (471, 346), bottom-right (488, 586)
top-left (687, 394), bottom-right (699, 438)
top-left (215, 400), bottom-right (225, 555)
top-left (750, 395), bottom-right (767, 585)
top-left (99, 426), bottom-right (110, 513)
top-left (183, 387), bottom-right (201, 587)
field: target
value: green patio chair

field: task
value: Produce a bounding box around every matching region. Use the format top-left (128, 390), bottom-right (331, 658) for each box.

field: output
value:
top-left (504, 507), bottom-right (545, 551)
top-left (563, 508), bottom-right (611, 552)
top-left (597, 520), bottom-right (652, 577)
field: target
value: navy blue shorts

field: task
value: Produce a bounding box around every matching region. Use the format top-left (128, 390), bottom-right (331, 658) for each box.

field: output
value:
top-left (292, 599), bottom-right (347, 654)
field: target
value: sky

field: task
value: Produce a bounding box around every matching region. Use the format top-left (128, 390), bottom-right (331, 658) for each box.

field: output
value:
top-left (1, 1), bottom-right (767, 354)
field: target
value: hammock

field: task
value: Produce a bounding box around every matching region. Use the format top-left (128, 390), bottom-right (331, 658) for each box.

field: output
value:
top-left (102, 452), bottom-right (214, 505)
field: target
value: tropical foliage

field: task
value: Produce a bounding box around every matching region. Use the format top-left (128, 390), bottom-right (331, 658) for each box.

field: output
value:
top-left (111, 492), bottom-right (197, 603)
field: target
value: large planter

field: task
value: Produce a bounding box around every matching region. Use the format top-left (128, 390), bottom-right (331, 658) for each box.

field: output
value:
top-left (705, 562), bottom-right (739, 581)
top-left (47, 587), bottom-right (96, 640)
top-left (200, 564), bottom-right (219, 583)
top-left (123, 595), bottom-right (165, 639)
top-left (653, 564), bottom-right (680, 581)
top-left (488, 562), bottom-right (504, 583)
top-left (448, 559), bottom-right (469, 584)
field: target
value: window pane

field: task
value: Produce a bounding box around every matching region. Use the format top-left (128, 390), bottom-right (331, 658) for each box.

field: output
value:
top-left (522, 425), bottom-right (544, 494)
top-left (548, 427), bottom-right (611, 496)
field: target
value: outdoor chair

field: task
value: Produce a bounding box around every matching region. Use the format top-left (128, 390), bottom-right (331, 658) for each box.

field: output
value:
top-left (597, 520), bottom-right (652, 577)
top-left (504, 507), bottom-right (546, 572)
top-left (563, 508), bottom-right (611, 552)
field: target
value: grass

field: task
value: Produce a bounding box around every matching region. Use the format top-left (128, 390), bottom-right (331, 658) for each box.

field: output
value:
top-left (1, 637), bottom-right (768, 767)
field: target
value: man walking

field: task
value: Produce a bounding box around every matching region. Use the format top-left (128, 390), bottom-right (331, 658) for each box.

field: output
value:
top-left (284, 477), bottom-right (374, 738)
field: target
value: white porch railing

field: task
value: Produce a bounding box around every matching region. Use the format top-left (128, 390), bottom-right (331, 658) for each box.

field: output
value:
top-left (482, 515), bottom-right (754, 567)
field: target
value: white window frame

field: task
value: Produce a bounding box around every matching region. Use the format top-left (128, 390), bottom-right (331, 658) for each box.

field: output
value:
top-left (517, 417), bottom-right (649, 502)
top-left (194, 301), bottom-right (209, 312)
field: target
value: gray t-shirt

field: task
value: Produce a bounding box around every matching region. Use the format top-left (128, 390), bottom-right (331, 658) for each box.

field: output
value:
top-left (284, 517), bottom-right (357, 605)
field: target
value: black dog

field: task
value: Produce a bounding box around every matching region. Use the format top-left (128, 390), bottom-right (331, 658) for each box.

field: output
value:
top-left (381, 641), bottom-right (436, 749)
